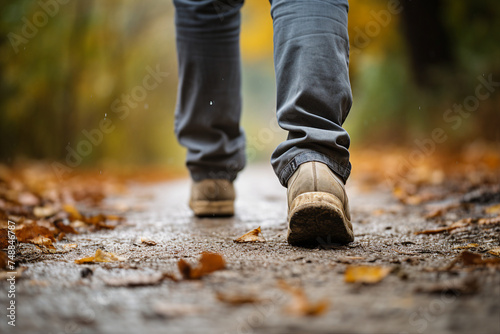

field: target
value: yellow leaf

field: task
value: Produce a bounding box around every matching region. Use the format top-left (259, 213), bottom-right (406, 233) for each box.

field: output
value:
top-left (75, 249), bottom-right (126, 264)
top-left (63, 204), bottom-right (83, 220)
top-left (485, 204), bottom-right (500, 215)
top-left (488, 247), bottom-right (500, 257)
top-left (30, 236), bottom-right (55, 249)
top-left (344, 266), bottom-right (391, 284)
top-left (278, 280), bottom-right (329, 317)
top-left (33, 205), bottom-right (57, 218)
top-left (234, 227), bottom-right (266, 243)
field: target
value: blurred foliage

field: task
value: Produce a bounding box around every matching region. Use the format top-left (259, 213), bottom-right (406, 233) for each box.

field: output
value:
top-left (0, 0), bottom-right (499, 168)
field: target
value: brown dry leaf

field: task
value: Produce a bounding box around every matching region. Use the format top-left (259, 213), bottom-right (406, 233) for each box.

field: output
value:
top-left (344, 266), bottom-right (391, 284)
top-left (216, 292), bottom-right (262, 305)
top-left (63, 204), bottom-right (83, 220)
top-left (33, 205), bottom-right (57, 218)
top-left (140, 237), bottom-right (157, 246)
top-left (82, 214), bottom-right (122, 230)
top-left (177, 252), bottom-right (225, 279)
top-left (15, 220), bottom-right (57, 244)
top-left (415, 219), bottom-right (471, 235)
top-left (278, 280), bottom-right (329, 316)
top-left (478, 215), bottom-right (500, 226)
top-left (54, 220), bottom-right (78, 234)
top-left (446, 251), bottom-right (500, 270)
top-left (487, 247), bottom-right (500, 257)
top-left (30, 236), bottom-right (55, 249)
top-left (104, 272), bottom-right (177, 287)
top-left (75, 249), bottom-right (127, 264)
top-left (234, 227), bottom-right (266, 243)
top-left (485, 204), bottom-right (500, 215)
top-left (0, 251), bottom-right (8, 269)
top-left (62, 243), bottom-right (78, 249)
top-left (425, 203), bottom-right (461, 219)
top-left (453, 243), bottom-right (479, 250)
top-left (0, 228), bottom-right (8, 248)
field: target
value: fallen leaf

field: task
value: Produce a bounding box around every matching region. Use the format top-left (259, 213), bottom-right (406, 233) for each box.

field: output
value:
top-left (33, 205), bottom-right (57, 218)
top-left (30, 236), bottom-right (55, 249)
top-left (82, 214), bottom-right (118, 230)
top-left (415, 219), bottom-right (471, 235)
top-left (75, 249), bottom-right (127, 264)
top-left (234, 227), bottom-right (266, 243)
top-left (0, 251), bottom-right (7, 269)
top-left (487, 247), bottom-right (500, 257)
top-left (0, 228), bottom-right (8, 248)
top-left (485, 203), bottom-right (500, 215)
top-left (54, 220), bottom-right (78, 234)
top-left (63, 204), bottom-right (83, 220)
top-left (177, 252), bottom-right (225, 279)
top-left (140, 237), bottom-right (157, 246)
top-left (104, 272), bottom-right (176, 287)
top-left (446, 251), bottom-right (500, 270)
top-left (62, 243), bottom-right (78, 249)
top-left (278, 280), bottom-right (329, 316)
top-left (344, 266), bottom-right (391, 284)
top-left (425, 203), bottom-right (461, 219)
top-left (15, 220), bottom-right (57, 243)
top-left (453, 243), bottom-right (479, 250)
top-left (478, 215), bottom-right (500, 226)
top-left (216, 292), bottom-right (262, 305)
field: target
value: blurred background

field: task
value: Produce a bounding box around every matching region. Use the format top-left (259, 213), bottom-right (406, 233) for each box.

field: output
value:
top-left (1, 0), bottom-right (499, 174)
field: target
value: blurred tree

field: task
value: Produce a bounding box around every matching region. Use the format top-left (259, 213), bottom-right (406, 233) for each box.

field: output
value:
top-left (400, 0), bottom-right (455, 87)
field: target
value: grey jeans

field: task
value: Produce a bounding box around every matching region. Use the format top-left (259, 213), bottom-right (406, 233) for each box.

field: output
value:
top-left (173, 0), bottom-right (352, 187)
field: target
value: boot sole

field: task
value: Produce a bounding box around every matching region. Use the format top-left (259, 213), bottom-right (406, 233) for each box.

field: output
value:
top-left (287, 192), bottom-right (354, 246)
top-left (189, 200), bottom-right (234, 217)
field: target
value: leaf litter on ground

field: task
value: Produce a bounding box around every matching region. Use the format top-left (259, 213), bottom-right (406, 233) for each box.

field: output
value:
top-left (445, 251), bottom-right (500, 270)
top-left (234, 226), bottom-right (266, 243)
top-left (278, 280), bottom-right (329, 316)
top-left (177, 252), bottom-right (225, 280)
top-left (75, 249), bottom-right (127, 264)
top-left (344, 266), bottom-right (391, 284)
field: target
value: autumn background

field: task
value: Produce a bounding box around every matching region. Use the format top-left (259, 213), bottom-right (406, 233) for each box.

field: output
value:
top-left (1, 0), bottom-right (499, 172)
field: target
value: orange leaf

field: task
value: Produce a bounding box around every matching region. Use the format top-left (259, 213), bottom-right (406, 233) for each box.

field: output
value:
top-left (344, 266), bottom-right (391, 284)
top-left (177, 252), bottom-right (225, 279)
top-left (234, 227), bottom-right (265, 243)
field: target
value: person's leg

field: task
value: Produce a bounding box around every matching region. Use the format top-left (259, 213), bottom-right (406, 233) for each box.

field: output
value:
top-left (269, 0), bottom-right (352, 187)
top-left (173, 0), bottom-right (246, 182)
top-left (269, 0), bottom-right (354, 245)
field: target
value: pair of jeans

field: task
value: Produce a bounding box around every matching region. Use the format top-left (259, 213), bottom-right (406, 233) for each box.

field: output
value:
top-left (173, 0), bottom-right (352, 187)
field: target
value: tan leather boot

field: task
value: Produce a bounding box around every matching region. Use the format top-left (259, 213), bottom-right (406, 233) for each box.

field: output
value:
top-left (189, 179), bottom-right (235, 217)
top-left (287, 161), bottom-right (353, 246)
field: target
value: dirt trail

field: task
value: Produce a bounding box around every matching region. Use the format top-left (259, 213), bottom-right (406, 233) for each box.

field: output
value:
top-left (1, 164), bottom-right (499, 334)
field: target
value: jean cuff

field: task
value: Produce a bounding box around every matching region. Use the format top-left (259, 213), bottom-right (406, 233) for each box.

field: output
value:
top-left (189, 169), bottom-right (239, 182)
top-left (278, 151), bottom-right (351, 187)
